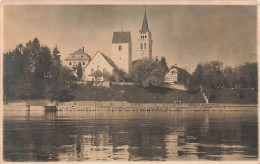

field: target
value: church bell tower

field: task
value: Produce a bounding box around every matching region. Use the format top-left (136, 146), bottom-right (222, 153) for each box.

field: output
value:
top-left (138, 11), bottom-right (153, 60)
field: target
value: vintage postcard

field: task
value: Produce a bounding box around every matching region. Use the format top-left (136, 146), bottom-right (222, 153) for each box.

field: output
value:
top-left (0, 0), bottom-right (259, 163)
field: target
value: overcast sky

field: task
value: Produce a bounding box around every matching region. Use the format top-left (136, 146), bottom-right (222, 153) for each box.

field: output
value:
top-left (4, 5), bottom-right (257, 72)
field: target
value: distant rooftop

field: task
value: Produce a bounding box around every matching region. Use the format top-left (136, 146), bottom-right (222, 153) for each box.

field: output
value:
top-left (65, 48), bottom-right (91, 61)
top-left (112, 31), bottom-right (132, 44)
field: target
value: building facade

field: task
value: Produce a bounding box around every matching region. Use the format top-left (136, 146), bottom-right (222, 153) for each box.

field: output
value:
top-left (65, 47), bottom-right (91, 69)
top-left (165, 66), bottom-right (178, 84)
top-left (111, 31), bottom-right (132, 73)
top-left (83, 51), bottom-right (118, 81)
top-left (138, 11), bottom-right (153, 60)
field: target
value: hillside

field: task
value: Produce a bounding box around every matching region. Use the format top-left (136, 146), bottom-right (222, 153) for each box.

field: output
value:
top-left (207, 88), bottom-right (257, 104)
top-left (70, 84), bottom-right (205, 103)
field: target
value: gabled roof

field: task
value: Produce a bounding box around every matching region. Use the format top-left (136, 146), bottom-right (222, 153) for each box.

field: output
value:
top-left (84, 51), bottom-right (119, 71)
top-left (65, 48), bottom-right (91, 61)
top-left (99, 51), bottom-right (119, 71)
top-left (140, 11), bottom-right (150, 33)
top-left (112, 32), bottom-right (132, 44)
top-left (169, 65), bottom-right (191, 77)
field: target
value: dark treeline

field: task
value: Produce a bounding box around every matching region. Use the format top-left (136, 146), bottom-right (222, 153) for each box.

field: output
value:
top-left (3, 38), bottom-right (257, 101)
top-left (4, 38), bottom-right (75, 101)
top-left (188, 60), bottom-right (258, 92)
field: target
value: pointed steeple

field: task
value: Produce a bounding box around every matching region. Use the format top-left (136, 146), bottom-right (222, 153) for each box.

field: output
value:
top-left (140, 11), bottom-right (149, 33)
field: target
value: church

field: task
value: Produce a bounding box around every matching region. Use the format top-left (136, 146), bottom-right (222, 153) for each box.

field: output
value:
top-left (65, 11), bottom-right (153, 82)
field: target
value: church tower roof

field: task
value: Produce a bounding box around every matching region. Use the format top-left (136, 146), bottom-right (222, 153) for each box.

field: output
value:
top-left (140, 11), bottom-right (149, 33)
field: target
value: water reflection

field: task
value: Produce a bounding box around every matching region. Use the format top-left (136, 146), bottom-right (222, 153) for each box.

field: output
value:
top-left (4, 108), bottom-right (258, 161)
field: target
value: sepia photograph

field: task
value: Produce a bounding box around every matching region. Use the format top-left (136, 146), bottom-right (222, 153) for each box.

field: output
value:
top-left (1, 1), bottom-right (258, 162)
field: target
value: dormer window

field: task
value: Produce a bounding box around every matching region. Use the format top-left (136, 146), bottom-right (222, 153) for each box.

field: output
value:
top-left (118, 45), bottom-right (122, 51)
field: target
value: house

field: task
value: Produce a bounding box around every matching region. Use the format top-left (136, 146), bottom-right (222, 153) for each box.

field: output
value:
top-left (165, 66), bottom-right (178, 84)
top-left (83, 51), bottom-right (119, 81)
top-left (164, 65), bottom-right (191, 90)
top-left (65, 47), bottom-right (91, 70)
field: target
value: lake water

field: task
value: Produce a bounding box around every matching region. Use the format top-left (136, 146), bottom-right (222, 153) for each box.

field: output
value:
top-left (4, 107), bottom-right (258, 161)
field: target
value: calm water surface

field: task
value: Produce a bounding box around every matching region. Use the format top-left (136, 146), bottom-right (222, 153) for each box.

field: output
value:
top-left (4, 107), bottom-right (258, 161)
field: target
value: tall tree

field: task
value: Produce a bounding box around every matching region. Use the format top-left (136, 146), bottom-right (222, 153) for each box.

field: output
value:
top-left (77, 63), bottom-right (83, 80)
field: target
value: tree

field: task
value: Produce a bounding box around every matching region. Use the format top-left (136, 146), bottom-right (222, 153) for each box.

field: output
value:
top-left (130, 59), bottom-right (168, 88)
top-left (77, 63), bottom-right (83, 80)
top-left (159, 56), bottom-right (168, 70)
top-left (91, 70), bottom-right (103, 81)
top-left (52, 45), bottom-right (61, 66)
top-left (3, 37), bottom-right (74, 101)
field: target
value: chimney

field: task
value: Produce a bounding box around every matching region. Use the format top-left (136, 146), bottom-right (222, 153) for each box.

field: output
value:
top-left (82, 46), bottom-right (84, 52)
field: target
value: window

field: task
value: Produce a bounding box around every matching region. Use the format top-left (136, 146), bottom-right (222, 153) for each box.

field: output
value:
top-left (69, 62), bottom-right (72, 66)
top-left (118, 45), bottom-right (122, 51)
top-left (145, 35), bottom-right (146, 39)
top-left (144, 43), bottom-right (146, 49)
top-left (103, 68), bottom-right (106, 73)
top-left (83, 62), bottom-right (85, 65)
top-left (91, 68), bottom-right (94, 74)
top-left (141, 43), bottom-right (143, 49)
top-left (97, 65), bottom-right (100, 69)
top-left (141, 36), bottom-right (142, 39)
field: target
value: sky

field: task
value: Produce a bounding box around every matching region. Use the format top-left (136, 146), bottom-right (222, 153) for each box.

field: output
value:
top-left (3, 5), bottom-right (257, 72)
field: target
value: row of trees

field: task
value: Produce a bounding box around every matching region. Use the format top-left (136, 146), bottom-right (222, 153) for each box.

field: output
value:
top-left (4, 38), bottom-right (75, 101)
top-left (189, 60), bottom-right (258, 92)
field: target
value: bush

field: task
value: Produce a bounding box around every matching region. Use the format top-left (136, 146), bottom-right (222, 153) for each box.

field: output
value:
top-left (209, 94), bottom-right (216, 101)
top-left (240, 91), bottom-right (245, 99)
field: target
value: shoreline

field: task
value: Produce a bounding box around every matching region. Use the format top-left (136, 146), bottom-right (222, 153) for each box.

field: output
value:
top-left (3, 100), bottom-right (257, 112)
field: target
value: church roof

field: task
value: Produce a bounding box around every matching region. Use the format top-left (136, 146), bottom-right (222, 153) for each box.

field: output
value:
top-left (140, 11), bottom-right (150, 33)
top-left (84, 51), bottom-right (119, 71)
top-left (112, 32), bottom-right (132, 44)
top-left (65, 48), bottom-right (91, 61)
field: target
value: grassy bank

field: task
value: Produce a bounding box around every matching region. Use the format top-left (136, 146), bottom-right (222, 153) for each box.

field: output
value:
top-left (207, 88), bottom-right (257, 104)
top-left (70, 84), bottom-right (205, 103)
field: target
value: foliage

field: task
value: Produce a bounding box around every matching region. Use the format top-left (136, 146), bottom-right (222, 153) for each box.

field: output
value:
top-left (118, 69), bottom-right (132, 82)
top-left (3, 37), bottom-right (74, 101)
top-left (77, 62), bottom-right (83, 80)
top-left (130, 58), bottom-right (168, 88)
top-left (188, 60), bottom-right (258, 93)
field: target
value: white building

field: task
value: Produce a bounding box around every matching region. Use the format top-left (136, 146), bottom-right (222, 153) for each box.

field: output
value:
top-left (111, 31), bottom-right (132, 73)
top-left (83, 51), bottom-right (118, 81)
top-left (165, 66), bottom-right (178, 84)
top-left (65, 47), bottom-right (91, 69)
top-left (138, 11), bottom-right (153, 60)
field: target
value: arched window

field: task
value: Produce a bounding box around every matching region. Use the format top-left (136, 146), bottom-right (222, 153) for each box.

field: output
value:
top-left (144, 43), bottom-right (146, 49)
top-left (118, 45), bottom-right (122, 51)
top-left (141, 43), bottom-right (143, 49)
